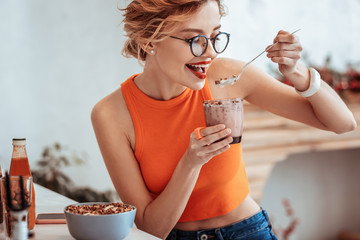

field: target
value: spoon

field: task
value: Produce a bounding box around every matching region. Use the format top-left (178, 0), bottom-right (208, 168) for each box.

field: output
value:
top-left (215, 29), bottom-right (301, 87)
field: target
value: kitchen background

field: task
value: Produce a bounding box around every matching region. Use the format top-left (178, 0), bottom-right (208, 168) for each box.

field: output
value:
top-left (1, 0), bottom-right (360, 239)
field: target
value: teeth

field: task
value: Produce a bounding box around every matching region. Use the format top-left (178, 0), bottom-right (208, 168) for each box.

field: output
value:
top-left (188, 64), bottom-right (210, 68)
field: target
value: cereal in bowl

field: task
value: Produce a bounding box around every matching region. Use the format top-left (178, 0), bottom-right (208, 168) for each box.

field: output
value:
top-left (65, 203), bottom-right (134, 216)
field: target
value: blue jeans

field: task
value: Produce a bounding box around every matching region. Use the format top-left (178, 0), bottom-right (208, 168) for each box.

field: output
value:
top-left (166, 209), bottom-right (278, 240)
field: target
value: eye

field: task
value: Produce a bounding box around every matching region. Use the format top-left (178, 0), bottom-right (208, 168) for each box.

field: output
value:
top-left (210, 32), bottom-right (221, 41)
top-left (192, 36), bottom-right (202, 44)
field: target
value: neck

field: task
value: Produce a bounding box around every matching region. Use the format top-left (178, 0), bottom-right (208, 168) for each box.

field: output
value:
top-left (134, 68), bottom-right (187, 101)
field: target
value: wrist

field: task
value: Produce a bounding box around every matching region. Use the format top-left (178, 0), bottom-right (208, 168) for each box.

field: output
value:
top-left (180, 153), bottom-right (203, 172)
top-left (285, 63), bottom-right (309, 91)
top-left (295, 67), bottom-right (321, 97)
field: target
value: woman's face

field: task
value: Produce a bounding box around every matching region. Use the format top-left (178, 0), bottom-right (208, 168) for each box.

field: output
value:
top-left (151, 0), bottom-right (222, 90)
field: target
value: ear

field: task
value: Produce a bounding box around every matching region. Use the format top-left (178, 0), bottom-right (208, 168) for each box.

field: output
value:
top-left (142, 42), bottom-right (156, 55)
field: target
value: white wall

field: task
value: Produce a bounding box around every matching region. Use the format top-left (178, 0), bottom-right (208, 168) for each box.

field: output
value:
top-left (261, 148), bottom-right (360, 240)
top-left (0, 0), bottom-right (142, 190)
top-left (1, 0), bottom-right (360, 192)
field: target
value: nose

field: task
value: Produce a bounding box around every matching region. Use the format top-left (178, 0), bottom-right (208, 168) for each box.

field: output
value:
top-left (202, 41), bottom-right (217, 58)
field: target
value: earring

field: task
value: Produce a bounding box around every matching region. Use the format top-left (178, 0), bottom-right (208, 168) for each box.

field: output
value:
top-left (150, 49), bottom-right (155, 55)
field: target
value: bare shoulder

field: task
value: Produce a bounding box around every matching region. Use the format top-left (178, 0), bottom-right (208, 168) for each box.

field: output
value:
top-left (91, 87), bottom-right (135, 150)
top-left (92, 88), bottom-right (123, 119)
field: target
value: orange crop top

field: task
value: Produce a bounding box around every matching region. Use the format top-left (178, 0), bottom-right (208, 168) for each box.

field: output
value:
top-left (121, 74), bottom-right (249, 222)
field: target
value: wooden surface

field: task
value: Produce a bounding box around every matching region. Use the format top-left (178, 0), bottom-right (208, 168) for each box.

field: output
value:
top-left (241, 99), bottom-right (360, 202)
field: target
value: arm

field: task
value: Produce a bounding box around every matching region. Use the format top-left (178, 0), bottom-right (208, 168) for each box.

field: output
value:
top-left (265, 30), bottom-right (356, 133)
top-left (209, 31), bottom-right (356, 134)
top-left (91, 91), bottom-right (232, 239)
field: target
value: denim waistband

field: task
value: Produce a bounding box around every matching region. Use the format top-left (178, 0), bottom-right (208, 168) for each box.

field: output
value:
top-left (167, 209), bottom-right (272, 240)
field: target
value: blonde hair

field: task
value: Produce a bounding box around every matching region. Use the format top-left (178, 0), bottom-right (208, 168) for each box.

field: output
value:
top-left (120, 0), bottom-right (226, 62)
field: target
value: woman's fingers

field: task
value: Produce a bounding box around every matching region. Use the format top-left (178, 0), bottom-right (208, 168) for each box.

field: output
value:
top-left (266, 30), bottom-right (303, 74)
top-left (273, 30), bottom-right (298, 43)
top-left (266, 42), bottom-right (302, 53)
top-left (267, 49), bottom-right (301, 59)
top-left (203, 139), bottom-right (231, 159)
top-left (267, 50), bottom-right (301, 65)
top-left (195, 136), bottom-right (232, 159)
top-left (197, 125), bottom-right (232, 146)
top-left (204, 136), bottom-right (233, 153)
top-left (186, 125), bottom-right (232, 167)
top-left (198, 124), bottom-right (225, 136)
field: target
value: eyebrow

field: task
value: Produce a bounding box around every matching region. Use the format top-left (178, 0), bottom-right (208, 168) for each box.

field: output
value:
top-left (179, 25), bottom-right (222, 34)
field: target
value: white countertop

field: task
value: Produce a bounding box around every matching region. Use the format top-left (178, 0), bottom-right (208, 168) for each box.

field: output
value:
top-left (32, 184), bottom-right (160, 240)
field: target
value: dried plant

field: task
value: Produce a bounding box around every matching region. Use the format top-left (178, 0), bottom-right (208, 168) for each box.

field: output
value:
top-left (271, 198), bottom-right (300, 240)
top-left (31, 142), bottom-right (119, 202)
top-left (269, 54), bottom-right (360, 97)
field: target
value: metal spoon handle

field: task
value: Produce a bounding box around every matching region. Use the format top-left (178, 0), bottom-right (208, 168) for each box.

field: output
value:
top-left (246, 29), bottom-right (301, 67)
top-left (215, 29), bottom-right (301, 87)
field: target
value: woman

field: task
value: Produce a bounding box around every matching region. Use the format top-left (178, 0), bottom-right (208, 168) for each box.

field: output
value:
top-left (91, 0), bottom-right (357, 239)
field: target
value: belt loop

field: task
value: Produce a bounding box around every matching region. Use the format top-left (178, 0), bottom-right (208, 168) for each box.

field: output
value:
top-left (214, 228), bottom-right (224, 240)
top-left (262, 209), bottom-right (273, 229)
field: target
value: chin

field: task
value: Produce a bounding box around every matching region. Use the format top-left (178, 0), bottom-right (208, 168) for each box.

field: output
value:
top-left (189, 78), bottom-right (206, 91)
top-left (181, 71), bottom-right (207, 90)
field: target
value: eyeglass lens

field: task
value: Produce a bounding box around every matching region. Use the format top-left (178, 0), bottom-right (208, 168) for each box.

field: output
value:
top-left (191, 33), bottom-right (229, 57)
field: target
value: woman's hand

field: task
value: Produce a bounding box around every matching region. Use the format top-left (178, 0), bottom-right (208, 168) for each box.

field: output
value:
top-left (266, 30), bottom-right (303, 78)
top-left (266, 30), bottom-right (311, 91)
top-left (182, 124), bottom-right (232, 168)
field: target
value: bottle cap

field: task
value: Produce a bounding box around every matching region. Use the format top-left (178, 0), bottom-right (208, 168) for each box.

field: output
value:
top-left (12, 138), bottom-right (27, 146)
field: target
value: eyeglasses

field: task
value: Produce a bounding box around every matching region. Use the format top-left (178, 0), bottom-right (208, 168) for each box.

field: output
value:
top-left (169, 32), bottom-right (230, 57)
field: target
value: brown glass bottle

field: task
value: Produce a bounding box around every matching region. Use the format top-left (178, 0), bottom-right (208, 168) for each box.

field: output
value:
top-left (9, 138), bottom-right (36, 230)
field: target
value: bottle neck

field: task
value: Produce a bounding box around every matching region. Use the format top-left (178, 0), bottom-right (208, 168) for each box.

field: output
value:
top-left (12, 145), bottom-right (27, 159)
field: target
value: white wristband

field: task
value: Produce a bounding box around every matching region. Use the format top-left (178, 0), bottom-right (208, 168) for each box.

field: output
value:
top-left (296, 67), bottom-right (321, 97)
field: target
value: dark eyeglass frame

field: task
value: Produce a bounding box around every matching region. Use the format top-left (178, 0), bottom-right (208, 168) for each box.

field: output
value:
top-left (169, 32), bottom-right (230, 57)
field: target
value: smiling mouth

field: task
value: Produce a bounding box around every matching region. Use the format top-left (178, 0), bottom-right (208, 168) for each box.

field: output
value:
top-left (186, 62), bottom-right (210, 73)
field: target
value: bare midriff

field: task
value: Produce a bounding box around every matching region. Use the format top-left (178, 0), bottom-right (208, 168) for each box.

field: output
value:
top-left (174, 195), bottom-right (260, 231)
